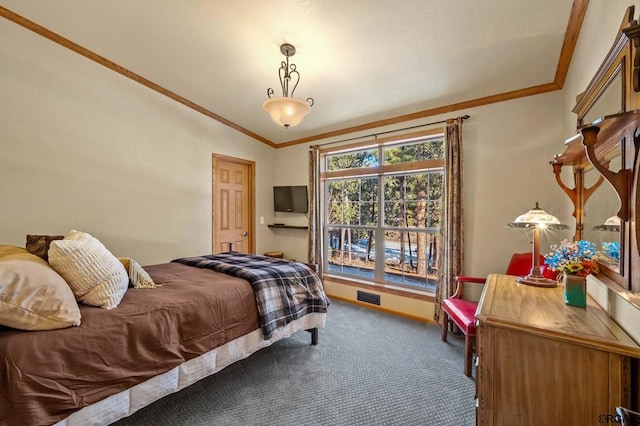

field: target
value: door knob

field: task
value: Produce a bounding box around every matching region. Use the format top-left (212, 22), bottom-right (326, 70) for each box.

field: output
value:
top-left (242, 231), bottom-right (249, 237)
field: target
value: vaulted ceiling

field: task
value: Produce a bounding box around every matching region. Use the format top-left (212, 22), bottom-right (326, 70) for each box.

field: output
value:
top-left (0, 0), bottom-right (585, 147)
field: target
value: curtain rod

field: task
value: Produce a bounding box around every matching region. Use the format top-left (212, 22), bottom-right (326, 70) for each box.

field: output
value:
top-left (313, 115), bottom-right (470, 148)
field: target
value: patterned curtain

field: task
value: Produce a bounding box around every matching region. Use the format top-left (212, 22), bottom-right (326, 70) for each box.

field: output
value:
top-left (434, 117), bottom-right (464, 323)
top-left (308, 145), bottom-right (323, 277)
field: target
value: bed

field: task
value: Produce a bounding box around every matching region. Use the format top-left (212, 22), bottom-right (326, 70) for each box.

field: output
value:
top-left (0, 239), bottom-right (329, 426)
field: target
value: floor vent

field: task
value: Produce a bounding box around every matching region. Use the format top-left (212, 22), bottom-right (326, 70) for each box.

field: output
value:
top-left (357, 291), bottom-right (381, 306)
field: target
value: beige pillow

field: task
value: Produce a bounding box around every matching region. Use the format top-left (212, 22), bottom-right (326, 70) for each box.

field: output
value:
top-left (119, 257), bottom-right (158, 288)
top-left (49, 230), bottom-right (129, 309)
top-left (0, 244), bottom-right (81, 330)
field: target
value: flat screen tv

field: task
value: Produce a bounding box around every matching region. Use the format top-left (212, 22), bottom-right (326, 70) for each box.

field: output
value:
top-left (273, 185), bottom-right (308, 213)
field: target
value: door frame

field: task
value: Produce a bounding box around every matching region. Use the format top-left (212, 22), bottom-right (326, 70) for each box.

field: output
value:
top-left (212, 153), bottom-right (256, 254)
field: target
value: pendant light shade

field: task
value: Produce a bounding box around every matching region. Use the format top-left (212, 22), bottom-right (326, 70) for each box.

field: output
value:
top-left (263, 96), bottom-right (311, 128)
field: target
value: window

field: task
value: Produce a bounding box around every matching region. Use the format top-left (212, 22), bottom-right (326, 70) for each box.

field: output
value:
top-left (321, 132), bottom-right (444, 292)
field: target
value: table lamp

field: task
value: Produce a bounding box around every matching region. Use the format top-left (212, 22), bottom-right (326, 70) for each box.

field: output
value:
top-left (506, 202), bottom-right (569, 287)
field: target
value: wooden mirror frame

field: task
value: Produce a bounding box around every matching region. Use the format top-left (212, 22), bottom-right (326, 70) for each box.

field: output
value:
top-left (552, 6), bottom-right (640, 295)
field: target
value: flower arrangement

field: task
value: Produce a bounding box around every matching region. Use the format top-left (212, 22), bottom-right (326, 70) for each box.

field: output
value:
top-left (544, 239), bottom-right (598, 277)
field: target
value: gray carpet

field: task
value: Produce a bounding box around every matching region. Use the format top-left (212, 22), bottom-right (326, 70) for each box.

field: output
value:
top-left (113, 300), bottom-right (476, 426)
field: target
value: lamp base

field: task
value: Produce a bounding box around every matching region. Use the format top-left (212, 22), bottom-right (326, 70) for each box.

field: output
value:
top-left (516, 274), bottom-right (558, 288)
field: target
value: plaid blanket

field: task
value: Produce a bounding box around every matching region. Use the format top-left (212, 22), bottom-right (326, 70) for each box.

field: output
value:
top-left (172, 253), bottom-right (329, 339)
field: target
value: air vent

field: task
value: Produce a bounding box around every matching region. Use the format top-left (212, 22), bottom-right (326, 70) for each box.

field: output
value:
top-left (357, 290), bottom-right (381, 306)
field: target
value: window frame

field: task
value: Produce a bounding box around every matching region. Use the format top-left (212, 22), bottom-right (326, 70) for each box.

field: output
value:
top-left (319, 128), bottom-right (445, 294)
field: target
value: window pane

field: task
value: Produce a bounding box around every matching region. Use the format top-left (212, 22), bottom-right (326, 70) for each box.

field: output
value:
top-left (384, 138), bottom-right (444, 164)
top-left (345, 179), bottom-right (361, 202)
top-left (383, 172), bottom-right (442, 228)
top-left (326, 149), bottom-right (379, 171)
top-left (327, 178), bottom-right (378, 225)
top-left (383, 230), bottom-right (438, 291)
top-left (405, 201), bottom-right (419, 227)
top-left (427, 200), bottom-right (441, 228)
top-left (384, 201), bottom-right (401, 227)
top-left (359, 202), bottom-right (378, 226)
top-left (326, 227), bottom-right (376, 279)
top-left (428, 173), bottom-right (443, 200)
top-left (360, 177), bottom-right (377, 202)
top-left (327, 180), bottom-right (346, 224)
top-left (383, 175), bottom-right (403, 201)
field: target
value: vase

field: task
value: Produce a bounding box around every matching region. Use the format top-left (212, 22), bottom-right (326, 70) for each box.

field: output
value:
top-left (563, 274), bottom-right (587, 308)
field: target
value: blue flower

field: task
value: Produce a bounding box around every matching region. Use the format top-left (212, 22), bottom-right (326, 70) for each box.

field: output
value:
top-left (601, 241), bottom-right (620, 262)
top-left (544, 240), bottom-right (598, 277)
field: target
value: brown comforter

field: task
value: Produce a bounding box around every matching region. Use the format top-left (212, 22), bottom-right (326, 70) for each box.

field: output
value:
top-left (0, 262), bottom-right (261, 426)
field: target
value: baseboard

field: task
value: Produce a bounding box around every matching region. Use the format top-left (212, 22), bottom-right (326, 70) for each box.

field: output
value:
top-left (327, 293), bottom-right (436, 325)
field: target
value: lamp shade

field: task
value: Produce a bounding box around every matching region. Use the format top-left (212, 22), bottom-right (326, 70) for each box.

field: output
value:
top-left (263, 97), bottom-right (311, 128)
top-left (506, 203), bottom-right (569, 230)
top-left (592, 215), bottom-right (621, 232)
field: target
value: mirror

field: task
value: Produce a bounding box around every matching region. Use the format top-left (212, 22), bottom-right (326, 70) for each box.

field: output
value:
top-left (581, 71), bottom-right (624, 125)
top-left (583, 156), bottom-right (621, 272)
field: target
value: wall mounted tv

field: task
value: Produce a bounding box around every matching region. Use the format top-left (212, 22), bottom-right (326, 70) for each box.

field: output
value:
top-left (273, 185), bottom-right (308, 213)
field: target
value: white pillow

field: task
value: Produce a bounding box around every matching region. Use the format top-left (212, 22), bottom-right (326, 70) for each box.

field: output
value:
top-left (0, 244), bottom-right (81, 330)
top-left (49, 230), bottom-right (129, 309)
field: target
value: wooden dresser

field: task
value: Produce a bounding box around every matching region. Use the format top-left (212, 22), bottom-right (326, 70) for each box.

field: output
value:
top-left (475, 274), bottom-right (640, 426)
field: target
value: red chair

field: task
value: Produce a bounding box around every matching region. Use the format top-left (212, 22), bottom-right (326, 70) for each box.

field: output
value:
top-left (505, 252), bottom-right (557, 280)
top-left (441, 253), bottom-right (555, 377)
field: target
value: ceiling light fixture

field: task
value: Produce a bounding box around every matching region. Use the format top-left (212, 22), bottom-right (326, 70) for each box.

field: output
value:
top-left (263, 43), bottom-right (314, 128)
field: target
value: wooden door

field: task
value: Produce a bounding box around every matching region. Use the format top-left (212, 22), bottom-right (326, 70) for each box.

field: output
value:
top-left (212, 154), bottom-right (255, 254)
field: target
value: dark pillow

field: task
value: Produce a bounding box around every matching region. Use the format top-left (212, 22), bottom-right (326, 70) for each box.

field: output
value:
top-left (26, 235), bottom-right (64, 262)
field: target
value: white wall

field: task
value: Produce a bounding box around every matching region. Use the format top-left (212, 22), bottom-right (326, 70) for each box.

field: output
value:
top-left (270, 143), bottom-right (312, 259)
top-left (461, 93), bottom-right (568, 274)
top-left (0, 17), bottom-right (276, 265)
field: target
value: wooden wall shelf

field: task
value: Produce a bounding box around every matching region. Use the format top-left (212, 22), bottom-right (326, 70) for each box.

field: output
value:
top-left (267, 224), bottom-right (308, 230)
top-left (552, 111), bottom-right (640, 166)
top-left (580, 116), bottom-right (637, 222)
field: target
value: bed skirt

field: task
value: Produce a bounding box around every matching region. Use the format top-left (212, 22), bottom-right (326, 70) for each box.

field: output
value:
top-left (53, 313), bottom-right (326, 426)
